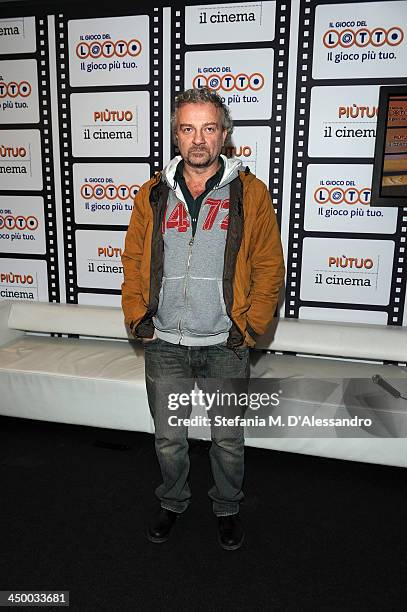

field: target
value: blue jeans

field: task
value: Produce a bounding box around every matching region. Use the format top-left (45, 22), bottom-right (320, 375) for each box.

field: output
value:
top-left (144, 338), bottom-right (250, 516)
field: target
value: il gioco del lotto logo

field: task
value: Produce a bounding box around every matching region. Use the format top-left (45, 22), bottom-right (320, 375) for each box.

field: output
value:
top-left (0, 81), bottom-right (32, 98)
top-left (0, 214), bottom-right (38, 230)
top-left (80, 183), bottom-right (140, 200)
top-left (192, 72), bottom-right (264, 92)
top-left (323, 24), bottom-right (404, 48)
top-left (314, 186), bottom-right (371, 205)
top-left (76, 38), bottom-right (142, 59)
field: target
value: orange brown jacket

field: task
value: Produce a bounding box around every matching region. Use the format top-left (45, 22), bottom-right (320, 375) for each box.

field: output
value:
top-left (121, 167), bottom-right (285, 348)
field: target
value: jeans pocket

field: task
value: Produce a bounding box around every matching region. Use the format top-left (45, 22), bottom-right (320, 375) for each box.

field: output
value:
top-left (143, 337), bottom-right (160, 347)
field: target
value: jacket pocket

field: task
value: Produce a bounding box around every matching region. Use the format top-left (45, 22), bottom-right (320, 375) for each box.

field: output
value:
top-left (183, 277), bottom-right (231, 336)
top-left (154, 276), bottom-right (185, 332)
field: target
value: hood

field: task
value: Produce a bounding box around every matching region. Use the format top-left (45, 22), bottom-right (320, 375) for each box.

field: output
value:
top-left (161, 154), bottom-right (243, 202)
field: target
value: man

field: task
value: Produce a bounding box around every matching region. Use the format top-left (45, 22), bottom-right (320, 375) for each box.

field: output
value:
top-left (121, 87), bottom-right (285, 550)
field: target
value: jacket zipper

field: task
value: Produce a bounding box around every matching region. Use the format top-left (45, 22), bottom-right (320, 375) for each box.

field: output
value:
top-left (178, 235), bottom-right (195, 344)
top-left (178, 181), bottom-right (217, 344)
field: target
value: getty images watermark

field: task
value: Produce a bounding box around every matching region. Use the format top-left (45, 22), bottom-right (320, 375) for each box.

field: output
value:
top-left (165, 387), bottom-right (374, 431)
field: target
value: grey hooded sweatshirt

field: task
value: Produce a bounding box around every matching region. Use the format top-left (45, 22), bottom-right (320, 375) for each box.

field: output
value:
top-left (153, 154), bottom-right (243, 346)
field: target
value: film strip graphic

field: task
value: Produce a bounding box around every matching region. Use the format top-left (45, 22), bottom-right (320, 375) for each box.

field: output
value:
top-left (269, 0), bottom-right (291, 225)
top-left (0, 12), bottom-right (60, 304)
top-left (170, 1), bottom-right (291, 227)
top-left (285, 0), bottom-right (407, 326)
top-left (392, 208), bottom-right (407, 325)
top-left (36, 16), bottom-right (60, 302)
top-left (55, 8), bottom-right (163, 305)
top-left (171, 9), bottom-right (183, 102)
top-left (152, 7), bottom-right (164, 173)
top-left (55, 12), bottom-right (75, 305)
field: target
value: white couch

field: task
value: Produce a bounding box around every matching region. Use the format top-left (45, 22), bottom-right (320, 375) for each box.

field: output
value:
top-left (1, 300), bottom-right (407, 467)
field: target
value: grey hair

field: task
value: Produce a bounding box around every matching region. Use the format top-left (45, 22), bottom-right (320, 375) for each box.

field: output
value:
top-left (171, 87), bottom-right (233, 142)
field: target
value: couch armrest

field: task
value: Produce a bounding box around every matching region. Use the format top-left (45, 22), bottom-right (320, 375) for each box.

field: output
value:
top-left (0, 301), bottom-right (25, 347)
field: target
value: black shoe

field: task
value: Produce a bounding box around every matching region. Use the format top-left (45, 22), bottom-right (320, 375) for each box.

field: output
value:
top-left (147, 508), bottom-right (179, 543)
top-left (217, 514), bottom-right (244, 550)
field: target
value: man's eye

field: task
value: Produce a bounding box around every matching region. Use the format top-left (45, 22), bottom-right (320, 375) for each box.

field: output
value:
top-left (206, 127), bottom-right (215, 132)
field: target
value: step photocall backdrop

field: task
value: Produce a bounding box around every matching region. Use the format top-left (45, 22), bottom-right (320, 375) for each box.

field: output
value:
top-left (1, 0), bottom-right (407, 328)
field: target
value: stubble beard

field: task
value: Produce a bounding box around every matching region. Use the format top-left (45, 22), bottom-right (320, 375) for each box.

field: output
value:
top-left (185, 147), bottom-right (215, 168)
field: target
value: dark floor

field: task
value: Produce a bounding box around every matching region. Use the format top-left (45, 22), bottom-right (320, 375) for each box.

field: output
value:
top-left (1, 414), bottom-right (406, 611)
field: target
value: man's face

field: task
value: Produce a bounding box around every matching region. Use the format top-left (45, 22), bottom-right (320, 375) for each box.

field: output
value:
top-left (175, 102), bottom-right (228, 169)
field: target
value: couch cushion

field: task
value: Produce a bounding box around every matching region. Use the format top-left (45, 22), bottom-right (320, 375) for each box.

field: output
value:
top-left (7, 301), bottom-right (407, 363)
top-left (250, 352), bottom-right (407, 379)
top-left (7, 301), bottom-right (129, 339)
top-left (0, 335), bottom-right (143, 380)
top-left (0, 336), bottom-right (153, 433)
top-left (257, 318), bottom-right (407, 362)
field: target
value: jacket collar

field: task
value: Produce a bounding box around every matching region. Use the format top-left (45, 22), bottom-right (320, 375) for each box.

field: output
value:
top-left (161, 154), bottom-right (243, 202)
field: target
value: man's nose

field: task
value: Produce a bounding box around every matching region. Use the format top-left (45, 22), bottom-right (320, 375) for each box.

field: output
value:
top-left (192, 130), bottom-right (205, 144)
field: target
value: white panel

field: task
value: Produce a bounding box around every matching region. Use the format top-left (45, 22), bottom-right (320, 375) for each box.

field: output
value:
top-left (0, 258), bottom-right (48, 302)
top-left (0, 196), bottom-right (46, 254)
top-left (0, 59), bottom-right (39, 124)
top-left (73, 163), bottom-right (150, 226)
top-left (308, 85), bottom-right (379, 158)
top-left (0, 129), bottom-right (42, 190)
top-left (70, 91), bottom-right (150, 157)
top-left (0, 17), bottom-right (36, 54)
top-left (300, 238), bottom-right (394, 306)
top-left (313, 1), bottom-right (407, 79)
top-left (304, 164), bottom-right (398, 233)
top-left (184, 48), bottom-right (273, 120)
top-left (68, 15), bottom-right (149, 87)
top-left (75, 229), bottom-right (125, 290)
top-left (185, 2), bottom-right (275, 45)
